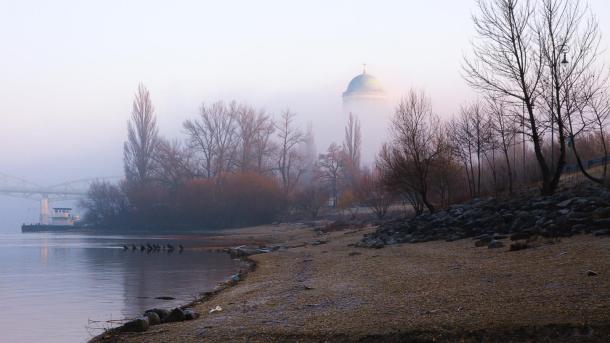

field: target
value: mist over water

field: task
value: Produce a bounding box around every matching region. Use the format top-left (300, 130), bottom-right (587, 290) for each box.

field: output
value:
top-left (0, 230), bottom-right (241, 343)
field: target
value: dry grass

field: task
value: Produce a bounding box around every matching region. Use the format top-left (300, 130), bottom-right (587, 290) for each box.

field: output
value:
top-left (99, 224), bottom-right (610, 342)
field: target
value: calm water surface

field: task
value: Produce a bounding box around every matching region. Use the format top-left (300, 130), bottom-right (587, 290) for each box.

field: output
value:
top-left (0, 230), bottom-right (242, 343)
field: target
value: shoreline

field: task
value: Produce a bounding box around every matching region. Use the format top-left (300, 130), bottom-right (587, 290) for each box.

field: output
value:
top-left (90, 256), bottom-right (259, 343)
top-left (91, 222), bottom-right (610, 342)
top-left (89, 222), bottom-right (310, 342)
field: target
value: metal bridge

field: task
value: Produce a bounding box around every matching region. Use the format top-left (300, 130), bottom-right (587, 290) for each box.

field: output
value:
top-left (0, 173), bottom-right (120, 224)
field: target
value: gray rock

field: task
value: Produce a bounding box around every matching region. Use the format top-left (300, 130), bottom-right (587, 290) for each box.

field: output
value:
top-left (475, 237), bottom-right (491, 247)
top-left (371, 240), bottom-right (385, 249)
top-left (163, 307), bottom-right (186, 323)
top-left (360, 184), bottom-right (610, 248)
top-left (145, 308), bottom-right (170, 321)
top-left (184, 309), bottom-right (200, 320)
top-left (122, 316), bottom-right (149, 332)
top-left (557, 198), bottom-right (575, 208)
top-left (144, 311), bottom-right (161, 326)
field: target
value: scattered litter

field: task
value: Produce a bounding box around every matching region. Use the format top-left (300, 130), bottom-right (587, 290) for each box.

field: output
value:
top-left (209, 305), bottom-right (223, 314)
top-left (558, 251), bottom-right (568, 256)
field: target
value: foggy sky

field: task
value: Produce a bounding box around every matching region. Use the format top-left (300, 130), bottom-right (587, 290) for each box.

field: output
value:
top-left (1, 0), bottom-right (610, 228)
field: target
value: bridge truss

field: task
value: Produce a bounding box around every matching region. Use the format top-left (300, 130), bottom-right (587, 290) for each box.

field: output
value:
top-left (0, 173), bottom-right (120, 224)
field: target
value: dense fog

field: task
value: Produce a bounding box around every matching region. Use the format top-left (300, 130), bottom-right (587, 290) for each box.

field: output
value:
top-left (1, 0), bottom-right (610, 230)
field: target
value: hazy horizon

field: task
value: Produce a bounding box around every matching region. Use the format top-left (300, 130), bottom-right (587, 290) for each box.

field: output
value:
top-left (2, 0), bottom-right (610, 228)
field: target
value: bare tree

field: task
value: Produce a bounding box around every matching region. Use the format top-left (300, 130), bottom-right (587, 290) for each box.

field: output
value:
top-left (449, 103), bottom-right (490, 197)
top-left (80, 181), bottom-right (129, 227)
top-left (124, 83), bottom-right (159, 185)
top-left (317, 143), bottom-right (345, 207)
top-left (343, 112), bottom-right (362, 171)
top-left (358, 169), bottom-right (393, 219)
top-left (294, 183), bottom-right (327, 219)
top-left (566, 73), bottom-right (610, 183)
top-left (235, 105), bottom-right (275, 173)
top-left (537, 0), bottom-right (602, 186)
top-left (488, 98), bottom-right (518, 193)
top-left (152, 138), bottom-right (194, 190)
top-left (275, 110), bottom-right (305, 197)
top-left (465, 0), bottom-right (603, 195)
top-left (379, 89), bottom-right (443, 214)
top-left (252, 112), bottom-right (276, 174)
top-left (183, 101), bottom-right (239, 178)
top-left (590, 90), bottom-right (610, 179)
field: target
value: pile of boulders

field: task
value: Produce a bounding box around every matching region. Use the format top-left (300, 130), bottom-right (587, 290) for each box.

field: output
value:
top-left (120, 307), bottom-right (200, 333)
top-left (359, 183), bottom-right (610, 249)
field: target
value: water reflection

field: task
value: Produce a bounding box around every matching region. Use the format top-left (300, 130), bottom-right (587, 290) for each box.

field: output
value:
top-left (40, 237), bottom-right (48, 264)
top-left (0, 232), bottom-right (240, 343)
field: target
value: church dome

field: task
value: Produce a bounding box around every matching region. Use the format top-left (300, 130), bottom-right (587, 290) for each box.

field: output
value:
top-left (343, 67), bottom-right (385, 98)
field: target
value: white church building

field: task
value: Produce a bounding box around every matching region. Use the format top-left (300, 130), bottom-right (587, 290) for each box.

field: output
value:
top-left (342, 66), bottom-right (391, 166)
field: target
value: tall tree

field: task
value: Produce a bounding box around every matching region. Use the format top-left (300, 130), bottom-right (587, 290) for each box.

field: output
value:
top-left (464, 0), bottom-right (601, 195)
top-left (488, 98), bottom-right (517, 193)
top-left (235, 105), bottom-right (274, 172)
top-left (124, 83), bottom-right (159, 185)
top-left (379, 89), bottom-right (444, 214)
top-left (317, 143), bottom-right (345, 207)
top-left (275, 110), bottom-right (305, 197)
top-left (449, 103), bottom-right (490, 197)
top-left (183, 101), bottom-right (239, 178)
top-left (343, 112), bottom-right (362, 189)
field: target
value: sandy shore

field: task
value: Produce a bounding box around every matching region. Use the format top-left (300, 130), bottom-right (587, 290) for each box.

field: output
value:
top-left (96, 222), bottom-right (610, 342)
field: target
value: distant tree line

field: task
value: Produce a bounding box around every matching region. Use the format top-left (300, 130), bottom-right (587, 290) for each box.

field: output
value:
top-left (80, 85), bottom-right (383, 229)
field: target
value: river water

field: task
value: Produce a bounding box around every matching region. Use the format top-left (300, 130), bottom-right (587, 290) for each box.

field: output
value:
top-left (0, 230), bottom-right (242, 343)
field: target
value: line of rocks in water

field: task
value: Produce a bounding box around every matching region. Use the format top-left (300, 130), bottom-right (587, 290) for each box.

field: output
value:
top-left (359, 183), bottom-right (610, 249)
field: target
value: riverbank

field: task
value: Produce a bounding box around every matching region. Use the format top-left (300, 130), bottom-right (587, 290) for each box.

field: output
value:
top-left (93, 222), bottom-right (610, 342)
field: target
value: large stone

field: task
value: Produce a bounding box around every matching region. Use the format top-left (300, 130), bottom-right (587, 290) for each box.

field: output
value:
top-left (163, 307), bottom-right (186, 323)
top-left (474, 237), bottom-right (491, 247)
top-left (145, 308), bottom-right (170, 322)
top-left (144, 311), bottom-right (161, 326)
top-left (184, 309), bottom-right (200, 320)
top-left (557, 198), bottom-right (575, 208)
top-left (488, 240), bottom-right (505, 249)
top-left (122, 316), bottom-right (149, 332)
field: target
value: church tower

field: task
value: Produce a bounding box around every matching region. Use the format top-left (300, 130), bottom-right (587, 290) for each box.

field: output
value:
top-left (342, 65), bottom-right (389, 166)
